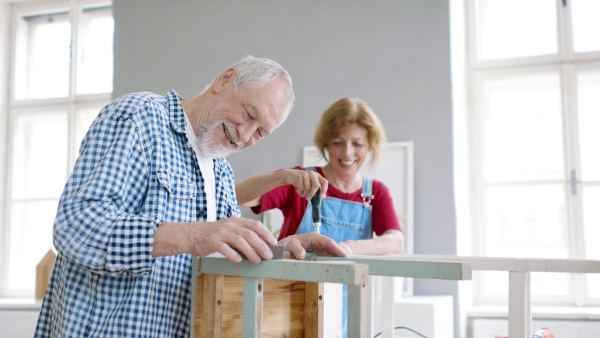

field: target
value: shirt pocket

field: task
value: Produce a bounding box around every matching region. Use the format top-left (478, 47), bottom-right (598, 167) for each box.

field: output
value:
top-left (156, 169), bottom-right (197, 200)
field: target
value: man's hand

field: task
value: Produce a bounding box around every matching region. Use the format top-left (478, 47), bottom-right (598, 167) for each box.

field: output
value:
top-left (154, 217), bottom-right (277, 264)
top-left (278, 232), bottom-right (348, 260)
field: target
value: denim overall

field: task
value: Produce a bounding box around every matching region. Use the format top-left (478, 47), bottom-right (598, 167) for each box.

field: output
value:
top-left (296, 167), bottom-right (374, 337)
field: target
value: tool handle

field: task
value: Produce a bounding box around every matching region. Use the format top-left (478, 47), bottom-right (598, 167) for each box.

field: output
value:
top-left (311, 189), bottom-right (322, 233)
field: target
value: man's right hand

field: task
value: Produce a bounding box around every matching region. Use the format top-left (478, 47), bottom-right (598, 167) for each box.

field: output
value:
top-left (153, 217), bottom-right (278, 264)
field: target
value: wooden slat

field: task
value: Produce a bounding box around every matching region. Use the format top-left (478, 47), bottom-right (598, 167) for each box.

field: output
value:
top-left (201, 274), bottom-right (224, 337)
top-left (304, 282), bottom-right (323, 338)
top-left (347, 284), bottom-right (366, 338)
top-left (194, 273), bottom-right (203, 336)
top-left (365, 276), bottom-right (375, 338)
top-left (35, 249), bottom-right (56, 300)
top-left (200, 255), bottom-right (369, 285)
top-left (372, 254), bottom-right (600, 273)
top-left (243, 277), bottom-right (263, 338)
top-left (307, 255), bottom-right (472, 280)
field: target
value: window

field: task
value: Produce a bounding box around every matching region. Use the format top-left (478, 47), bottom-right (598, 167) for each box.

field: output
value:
top-left (465, 0), bottom-right (600, 305)
top-left (1, 0), bottom-right (113, 298)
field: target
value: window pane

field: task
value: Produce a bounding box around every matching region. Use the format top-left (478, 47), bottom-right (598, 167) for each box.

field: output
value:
top-left (479, 271), bottom-right (570, 299)
top-left (582, 185), bottom-right (600, 297)
top-left (76, 7), bottom-right (114, 95)
top-left (14, 12), bottom-right (71, 100)
top-left (577, 70), bottom-right (600, 182)
top-left (571, 0), bottom-right (600, 53)
top-left (482, 73), bottom-right (564, 182)
top-left (482, 184), bottom-right (570, 299)
top-left (476, 0), bottom-right (557, 60)
top-left (7, 200), bottom-right (58, 293)
top-left (484, 185), bottom-right (568, 259)
top-left (12, 111), bottom-right (68, 199)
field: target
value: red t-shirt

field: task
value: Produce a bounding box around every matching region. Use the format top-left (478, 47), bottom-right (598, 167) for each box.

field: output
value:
top-left (251, 166), bottom-right (403, 240)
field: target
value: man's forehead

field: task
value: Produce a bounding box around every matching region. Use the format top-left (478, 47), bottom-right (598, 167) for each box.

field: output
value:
top-left (250, 85), bottom-right (290, 124)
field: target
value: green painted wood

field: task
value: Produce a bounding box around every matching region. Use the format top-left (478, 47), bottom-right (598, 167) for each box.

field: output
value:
top-left (376, 254), bottom-right (600, 273)
top-left (305, 254), bottom-right (472, 280)
top-left (243, 277), bottom-right (263, 338)
top-left (348, 284), bottom-right (365, 338)
top-left (199, 255), bottom-right (369, 285)
top-left (190, 256), bottom-right (199, 338)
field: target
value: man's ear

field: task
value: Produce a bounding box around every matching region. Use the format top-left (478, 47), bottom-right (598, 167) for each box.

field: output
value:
top-left (213, 67), bottom-right (237, 93)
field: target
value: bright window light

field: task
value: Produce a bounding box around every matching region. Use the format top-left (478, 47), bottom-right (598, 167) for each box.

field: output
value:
top-left (15, 12), bottom-right (71, 100)
top-left (77, 6), bottom-right (114, 95)
top-left (482, 73), bottom-right (564, 182)
top-left (4, 1), bottom-right (113, 298)
top-left (571, 0), bottom-right (600, 53)
top-left (577, 71), bottom-right (600, 182)
top-left (476, 0), bottom-right (557, 60)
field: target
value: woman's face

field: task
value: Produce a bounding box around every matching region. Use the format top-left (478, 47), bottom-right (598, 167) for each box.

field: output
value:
top-left (326, 123), bottom-right (370, 179)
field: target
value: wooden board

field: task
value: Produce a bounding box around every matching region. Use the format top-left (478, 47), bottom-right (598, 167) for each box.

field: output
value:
top-left (35, 249), bottom-right (56, 300)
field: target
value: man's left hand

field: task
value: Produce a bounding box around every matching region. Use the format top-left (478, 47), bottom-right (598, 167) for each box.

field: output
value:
top-left (278, 232), bottom-right (348, 260)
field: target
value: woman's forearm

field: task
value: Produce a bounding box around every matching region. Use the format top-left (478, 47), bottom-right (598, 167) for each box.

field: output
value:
top-left (236, 168), bottom-right (327, 207)
top-left (339, 229), bottom-right (405, 256)
top-left (235, 171), bottom-right (286, 207)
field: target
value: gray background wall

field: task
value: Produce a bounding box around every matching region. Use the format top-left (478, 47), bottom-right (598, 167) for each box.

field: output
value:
top-left (113, 0), bottom-right (458, 331)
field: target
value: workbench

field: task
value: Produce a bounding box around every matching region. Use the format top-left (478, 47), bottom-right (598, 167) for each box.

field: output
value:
top-left (191, 253), bottom-right (472, 337)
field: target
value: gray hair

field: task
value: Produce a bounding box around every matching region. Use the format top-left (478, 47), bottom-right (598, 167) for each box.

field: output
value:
top-left (208, 55), bottom-right (295, 113)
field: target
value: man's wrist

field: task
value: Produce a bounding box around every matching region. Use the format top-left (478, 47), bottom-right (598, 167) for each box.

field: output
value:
top-left (153, 221), bottom-right (190, 257)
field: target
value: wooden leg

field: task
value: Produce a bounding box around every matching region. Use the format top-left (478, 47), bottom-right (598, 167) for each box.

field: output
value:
top-left (365, 276), bottom-right (375, 338)
top-left (508, 271), bottom-right (531, 338)
top-left (304, 282), bottom-right (324, 338)
top-left (243, 277), bottom-right (264, 338)
top-left (381, 276), bottom-right (395, 338)
top-left (347, 284), bottom-right (366, 338)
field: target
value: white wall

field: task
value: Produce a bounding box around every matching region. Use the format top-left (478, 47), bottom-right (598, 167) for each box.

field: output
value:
top-left (111, 0), bottom-right (459, 334)
top-left (0, 311), bottom-right (38, 337)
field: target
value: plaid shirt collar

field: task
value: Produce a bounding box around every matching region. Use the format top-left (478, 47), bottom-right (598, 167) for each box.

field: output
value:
top-left (166, 90), bottom-right (187, 134)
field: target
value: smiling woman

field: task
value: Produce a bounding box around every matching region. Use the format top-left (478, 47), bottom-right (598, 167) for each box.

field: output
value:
top-left (236, 97), bottom-right (403, 253)
top-left (235, 97), bottom-right (406, 338)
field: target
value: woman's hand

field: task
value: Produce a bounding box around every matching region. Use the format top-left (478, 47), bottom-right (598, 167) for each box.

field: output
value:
top-left (279, 169), bottom-right (328, 200)
top-left (236, 168), bottom-right (328, 207)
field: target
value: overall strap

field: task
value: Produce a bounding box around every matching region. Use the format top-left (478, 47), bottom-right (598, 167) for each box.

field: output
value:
top-left (360, 176), bottom-right (374, 207)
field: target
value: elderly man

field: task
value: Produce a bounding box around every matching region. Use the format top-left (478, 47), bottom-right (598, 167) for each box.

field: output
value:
top-left (35, 56), bottom-right (346, 337)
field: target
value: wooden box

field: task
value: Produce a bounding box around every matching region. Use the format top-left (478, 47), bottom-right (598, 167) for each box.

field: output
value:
top-left (194, 274), bottom-right (324, 338)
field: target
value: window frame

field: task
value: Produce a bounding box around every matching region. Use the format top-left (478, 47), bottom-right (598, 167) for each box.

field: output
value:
top-left (465, 0), bottom-right (600, 306)
top-left (1, 0), bottom-right (112, 298)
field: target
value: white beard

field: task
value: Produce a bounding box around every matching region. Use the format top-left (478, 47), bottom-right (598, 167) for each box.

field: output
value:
top-left (196, 119), bottom-right (244, 159)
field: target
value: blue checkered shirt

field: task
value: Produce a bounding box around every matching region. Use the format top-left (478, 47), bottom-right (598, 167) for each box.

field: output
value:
top-left (34, 90), bottom-right (241, 337)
